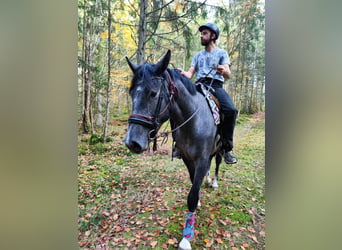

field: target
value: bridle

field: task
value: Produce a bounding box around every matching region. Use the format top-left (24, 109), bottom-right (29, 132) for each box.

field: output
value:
top-left (128, 70), bottom-right (179, 138)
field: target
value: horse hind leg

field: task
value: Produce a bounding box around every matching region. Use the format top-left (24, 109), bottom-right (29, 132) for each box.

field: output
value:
top-left (205, 154), bottom-right (216, 187)
top-left (197, 191), bottom-right (202, 208)
top-left (205, 169), bottom-right (212, 186)
top-left (212, 153), bottom-right (222, 190)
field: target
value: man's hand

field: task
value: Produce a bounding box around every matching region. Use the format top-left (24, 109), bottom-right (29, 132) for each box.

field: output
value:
top-left (216, 64), bottom-right (231, 79)
top-left (216, 64), bottom-right (225, 75)
top-left (176, 66), bottom-right (195, 79)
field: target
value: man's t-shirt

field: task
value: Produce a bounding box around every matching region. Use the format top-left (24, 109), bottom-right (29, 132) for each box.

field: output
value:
top-left (191, 48), bottom-right (230, 82)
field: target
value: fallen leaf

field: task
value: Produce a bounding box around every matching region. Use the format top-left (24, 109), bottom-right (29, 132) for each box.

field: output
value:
top-left (150, 241), bottom-right (158, 248)
top-left (102, 211), bottom-right (110, 217)
top-left (204, 239), bottom-right (213, 247)
top-left (247, 226), bottom-right (256, 233)
top-left (216, 228), bottom-right (223, 235)
top-left (167, 239), bottom-right (174, 245)
top-left (216, 238), bottom-right (224, 244)
top-left (248, 234), bottom-right (259, 243)
top-left (219, 219), bottom-right (227, 226)
top-left (113, 214), bottom-right (119, 221)
top-left (222, 231), bottom-right (231, 240)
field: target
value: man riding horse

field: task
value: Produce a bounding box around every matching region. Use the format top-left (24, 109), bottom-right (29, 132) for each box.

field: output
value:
top-left (177, 22), bottom-right (238, 164)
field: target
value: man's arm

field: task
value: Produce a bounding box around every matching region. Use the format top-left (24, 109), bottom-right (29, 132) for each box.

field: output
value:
top-left (178, 66), bottom-right (196, 79)
top-left (216, 64), bottom-right (231, 79)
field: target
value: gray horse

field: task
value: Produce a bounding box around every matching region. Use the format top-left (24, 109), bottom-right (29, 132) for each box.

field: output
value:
top-left (125, 50), bottom-right (223, 250)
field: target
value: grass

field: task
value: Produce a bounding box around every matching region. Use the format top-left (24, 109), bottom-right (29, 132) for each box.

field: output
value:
top-left (78, 112), bottom-right (265, 249)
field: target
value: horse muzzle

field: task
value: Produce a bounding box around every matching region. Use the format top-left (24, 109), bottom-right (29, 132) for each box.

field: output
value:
top-left (124, 124), bottom-right (151, 154)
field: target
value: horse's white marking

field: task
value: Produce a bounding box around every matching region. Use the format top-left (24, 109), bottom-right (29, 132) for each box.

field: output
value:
top-left (212, 177), bottom-right (218, 190)
top-left (178, 238), bottom-right (192, 250)
top-left (205, 174), bottom-right (212, 186)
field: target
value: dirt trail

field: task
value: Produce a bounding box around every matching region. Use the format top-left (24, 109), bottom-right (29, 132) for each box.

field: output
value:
top-left (235, 112), bottom-right (265, 142)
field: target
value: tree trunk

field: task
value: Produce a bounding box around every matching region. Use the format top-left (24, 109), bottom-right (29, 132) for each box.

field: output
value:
top-left (137, 0), bottom-right (148, 64)
top-left (259, 76), bottom-right (265, 111)
top-left (95, 91), bottom-right (103, 127)
top-left (103, 0), bottom-right (111, 141)
top-left (82, 34), bottom-right (92, 134)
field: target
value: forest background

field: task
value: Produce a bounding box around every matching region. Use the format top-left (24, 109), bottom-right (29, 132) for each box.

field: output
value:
top-left (78, 0), bottom-right (265, 138)
top-left (2, 0), bottom-right (341, 250)
top-left (78, 0), bottom-right (265, 248)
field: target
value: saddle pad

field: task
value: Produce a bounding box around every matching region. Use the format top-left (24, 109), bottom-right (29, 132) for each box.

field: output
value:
top-left (197, 83), bottom-right (220, 125)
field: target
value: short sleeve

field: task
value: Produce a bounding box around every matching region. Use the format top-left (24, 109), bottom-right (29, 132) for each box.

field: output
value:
top-left (191, 53), bottom-right (199, 69)
top-left (219, 50), bottom-right (230, 66)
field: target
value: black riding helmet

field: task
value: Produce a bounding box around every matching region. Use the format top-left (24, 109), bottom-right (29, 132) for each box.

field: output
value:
top-left (199, 23), bottom-right (220, 40)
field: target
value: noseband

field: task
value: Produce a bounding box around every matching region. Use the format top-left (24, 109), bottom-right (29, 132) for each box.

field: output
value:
top-left (128, 70), bottom-right (178, 137)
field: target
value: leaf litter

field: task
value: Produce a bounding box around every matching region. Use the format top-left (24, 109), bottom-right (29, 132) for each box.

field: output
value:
top-left (78, 113), bottom-right (265, 249)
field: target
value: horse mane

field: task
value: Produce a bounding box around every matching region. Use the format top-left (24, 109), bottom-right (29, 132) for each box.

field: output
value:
top-left (130, 63), bottom-right (197, 96)
top-left (166, 69), bottom-right (197, 96)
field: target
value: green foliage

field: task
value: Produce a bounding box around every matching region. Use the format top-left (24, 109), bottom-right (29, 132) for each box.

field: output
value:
top-left (89, 143), bottom-right (111, 154)
top-left (237, 113), bottom-right (249, 122)
top-left (89, 133), bottom-right (104, 145)
top-left (78, 144), bottom-right (88, 155)
top-left (230, 211), bottom-right (252, 223)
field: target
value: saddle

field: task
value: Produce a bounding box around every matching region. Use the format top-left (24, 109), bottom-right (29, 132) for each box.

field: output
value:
top-left (196, 82), bottom-right (221, 125)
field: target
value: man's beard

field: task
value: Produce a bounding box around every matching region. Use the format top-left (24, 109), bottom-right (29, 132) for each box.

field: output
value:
top-left (201, 39), bottom-right (209, 46)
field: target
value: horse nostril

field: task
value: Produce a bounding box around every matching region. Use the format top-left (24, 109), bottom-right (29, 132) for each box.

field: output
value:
top-left (126, 140), bottom-right (143, 154)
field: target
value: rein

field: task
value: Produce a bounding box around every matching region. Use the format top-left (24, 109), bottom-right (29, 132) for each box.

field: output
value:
top-left (154, 107), bottom-right (199, 140)
top-left (151, 71), bottom-right (199, 146)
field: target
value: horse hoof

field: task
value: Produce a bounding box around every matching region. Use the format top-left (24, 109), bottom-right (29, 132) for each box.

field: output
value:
top-left (178, 238), bottom-right (192, 250)
top-left (212, 184), bottom-right (218, 190)
top-left (197, 200), bottom-right (201, 208)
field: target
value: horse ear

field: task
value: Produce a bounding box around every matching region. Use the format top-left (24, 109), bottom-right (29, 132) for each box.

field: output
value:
top-left (126, 56), bottom-right (139, 73)
top-left (155, 50), bottom-right (171, 75)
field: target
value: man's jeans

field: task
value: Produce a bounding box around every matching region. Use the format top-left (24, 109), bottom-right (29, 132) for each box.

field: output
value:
top-left (202, 79), bottom-right (238, 151)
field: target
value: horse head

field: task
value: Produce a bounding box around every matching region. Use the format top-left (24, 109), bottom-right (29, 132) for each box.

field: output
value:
top-left (124, 50), bottom-right (172, 153)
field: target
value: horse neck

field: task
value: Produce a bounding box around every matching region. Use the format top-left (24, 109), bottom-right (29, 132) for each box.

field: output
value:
top-left (169, 81), bottom-right (200, 127)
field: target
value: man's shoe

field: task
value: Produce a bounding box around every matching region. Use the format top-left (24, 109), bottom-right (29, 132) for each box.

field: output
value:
top-left (224, 151), bottom-right (237, 164)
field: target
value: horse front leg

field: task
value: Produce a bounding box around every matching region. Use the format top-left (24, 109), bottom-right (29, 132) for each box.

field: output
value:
top-left (179, 162), bottom-right (208, 250)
